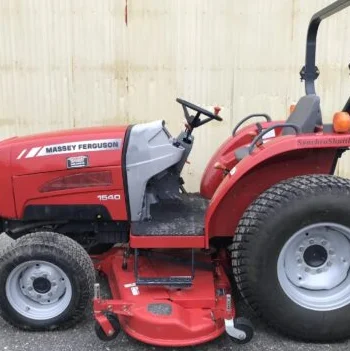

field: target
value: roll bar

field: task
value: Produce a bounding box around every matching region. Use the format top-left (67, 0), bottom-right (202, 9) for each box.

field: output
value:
top-left (303, 0), bottom-right (350, 95)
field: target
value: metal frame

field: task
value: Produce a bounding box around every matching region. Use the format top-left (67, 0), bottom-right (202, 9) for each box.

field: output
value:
top-left (304, 0), bottom-right (350, 95)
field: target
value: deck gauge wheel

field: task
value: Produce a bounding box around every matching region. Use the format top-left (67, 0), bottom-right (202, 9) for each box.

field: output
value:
top-left (95, 313), bottom-right (121, 341)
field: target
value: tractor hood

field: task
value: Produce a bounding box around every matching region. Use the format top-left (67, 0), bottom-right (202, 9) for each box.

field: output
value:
top-left (1, 126), bottom-right (129, 176)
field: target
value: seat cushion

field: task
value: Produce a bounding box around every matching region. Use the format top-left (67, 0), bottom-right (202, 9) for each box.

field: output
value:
top-left (283, 95), bottom-right (322, 135)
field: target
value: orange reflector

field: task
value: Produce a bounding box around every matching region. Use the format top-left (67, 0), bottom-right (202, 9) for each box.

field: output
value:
top-left (333, 112), bottom-right (350, 133)
top-left (289, 104), bottom-right (296, 113)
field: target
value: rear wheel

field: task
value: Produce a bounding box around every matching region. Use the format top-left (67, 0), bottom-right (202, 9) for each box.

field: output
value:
top-left (0, 232), bottom-right (95, 330)
top-left (231, 175), bottom-right (350, 341)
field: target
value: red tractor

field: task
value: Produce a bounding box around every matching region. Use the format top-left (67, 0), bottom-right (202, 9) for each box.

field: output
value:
top-left (1, 0), bottom-right (350, 346)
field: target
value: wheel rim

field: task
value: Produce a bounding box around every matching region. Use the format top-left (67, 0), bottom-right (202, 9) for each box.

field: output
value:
top-left (5, 260), bottom-right (72, 320)
top-left (277, 223), bottom-right (350, 311)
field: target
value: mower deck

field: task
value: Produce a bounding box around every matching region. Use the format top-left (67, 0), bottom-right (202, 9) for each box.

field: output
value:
top-left (93, 248), bottom-right (233, 346)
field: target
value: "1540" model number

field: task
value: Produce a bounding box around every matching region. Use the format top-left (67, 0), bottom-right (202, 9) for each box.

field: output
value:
top-left (97, 195), bottom-right (121, 201)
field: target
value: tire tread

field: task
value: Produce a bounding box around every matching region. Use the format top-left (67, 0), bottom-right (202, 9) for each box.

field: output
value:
top-left (231, 174), bottom-right (350, 341)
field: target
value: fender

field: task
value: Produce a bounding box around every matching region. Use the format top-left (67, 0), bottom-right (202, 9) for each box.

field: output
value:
top-left (205, 132), bottom-right (349, 241)
top-left (200, 121), bottom-right (284, 199)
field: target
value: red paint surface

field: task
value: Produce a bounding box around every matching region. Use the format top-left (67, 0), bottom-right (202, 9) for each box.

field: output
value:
top-left (0, 126), bottom-right (128, 219)
top-left (205, 132), bottom-right (343, 241)
top-left (130, 234), bottom-right (206, 248)
top-left (0, 144), bottom-right (16, 218)
top-left (93, 248), bottom-right (232, 346)
top-left (200, 121), bottom-right (283, 199)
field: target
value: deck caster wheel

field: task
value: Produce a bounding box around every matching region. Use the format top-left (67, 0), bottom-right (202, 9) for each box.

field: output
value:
top-left (227, 317), bottom-right (254, 344)
top-left (95, 313), bottom-right (121, 341)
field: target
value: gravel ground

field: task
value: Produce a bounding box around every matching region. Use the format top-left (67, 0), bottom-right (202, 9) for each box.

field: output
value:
top-left (0, 233), bottom-right (349, 351)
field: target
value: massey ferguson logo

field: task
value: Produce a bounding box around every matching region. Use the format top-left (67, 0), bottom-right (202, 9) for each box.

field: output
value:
top-left (17, 139), bottom-right (121, 159)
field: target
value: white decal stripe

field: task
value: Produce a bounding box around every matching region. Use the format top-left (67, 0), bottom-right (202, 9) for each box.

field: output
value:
top-left (25, 147), bottom-right (42, 158)
top-left (17, 149), bottom-right (27, 160)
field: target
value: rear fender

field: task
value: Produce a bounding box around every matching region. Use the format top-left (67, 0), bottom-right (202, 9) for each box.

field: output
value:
top-left (200, 121), bottom-right (283, 199)
top-left (205, 133), bottom-right (349, 242)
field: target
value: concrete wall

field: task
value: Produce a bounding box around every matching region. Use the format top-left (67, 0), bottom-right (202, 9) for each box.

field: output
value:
top-left (0, 0), bottom-right (349, 190)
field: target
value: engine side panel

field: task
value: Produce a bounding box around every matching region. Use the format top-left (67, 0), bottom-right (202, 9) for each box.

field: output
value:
top-left (10, 126), bottom-right (127, 176)
top-left (1, 126), bottom-right (129, 221)
top-left (13, 166), bottom-right (127, 220)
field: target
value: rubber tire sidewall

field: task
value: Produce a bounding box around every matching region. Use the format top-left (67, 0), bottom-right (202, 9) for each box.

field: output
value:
top-left (0, 244), bottom-right (91, 330)
top-left (241, 189), bottom-right (350, 341)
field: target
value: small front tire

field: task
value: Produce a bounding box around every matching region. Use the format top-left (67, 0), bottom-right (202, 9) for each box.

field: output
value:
top-left (0, 232), bottom-right (95, 330)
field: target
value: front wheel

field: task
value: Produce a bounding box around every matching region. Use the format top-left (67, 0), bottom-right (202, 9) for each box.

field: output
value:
top-left (0, 232), bottom-right (95, 330)
top-left (232, 175), bottom-right (350, 342)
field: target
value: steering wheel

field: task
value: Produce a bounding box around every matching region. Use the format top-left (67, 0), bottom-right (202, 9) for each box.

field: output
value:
top-left (176, 98), bottom-right (223, 129)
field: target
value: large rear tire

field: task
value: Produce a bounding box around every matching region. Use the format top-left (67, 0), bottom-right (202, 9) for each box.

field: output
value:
top-left (0, 232), bottom-right (95, 330)
top-left (231, 175), bottom-right (350, 341)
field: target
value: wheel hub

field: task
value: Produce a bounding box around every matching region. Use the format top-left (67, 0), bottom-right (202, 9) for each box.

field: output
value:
top-left (33, 277), bottom-right (51, 294)
top-left (303, 244), bottom-right (328, 267)
top-left (6, 260), bottom-right (72, 320)
top-left (19, 262), bottom-right (67, 304)
top-left (277, 223), bottom-right (350, 311)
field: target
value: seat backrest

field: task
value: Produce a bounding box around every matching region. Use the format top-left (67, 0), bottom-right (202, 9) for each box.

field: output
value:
top-left (283, 95), bottom-right (322, 135)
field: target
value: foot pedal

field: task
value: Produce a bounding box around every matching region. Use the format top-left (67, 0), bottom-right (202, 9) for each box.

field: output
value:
top-left (134, 249), bottom-right (195, 287)
top-left (136, 276), bottom-right (192, 287)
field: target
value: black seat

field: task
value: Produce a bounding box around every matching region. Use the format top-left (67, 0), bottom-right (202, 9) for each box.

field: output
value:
top-left (283, 94), bottom-right (322, 135)
top-left (234, 95), bottom-right (322, 161)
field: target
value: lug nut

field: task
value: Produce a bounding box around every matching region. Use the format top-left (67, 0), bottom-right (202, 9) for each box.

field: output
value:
top-left (316, 268), bottom-right (322, 273)
top-left (297, 259), bottom-right (302, 264)
top-left (305, 267), bottom-right (310, 272)
top-left (28, 287), bottom-right (33, 291)
top-left (48, 292), bottom-right (53, 297)
top-left (37, 294), bottom-right (41, 299)
top-left (327, 261), bottom-right (332, 267)
top-left (299, 247), bottom-right (304, 252)
top-left (30, 276), bottom-right (35, 281)
top-left (52, 282), bottom-right (57, 287)
top-left (309, 239), bottom-right (315, 244)
top-left (329, 250), bottom-right (335, 255)
top-left (321, 240), bottom-right (327, 246)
